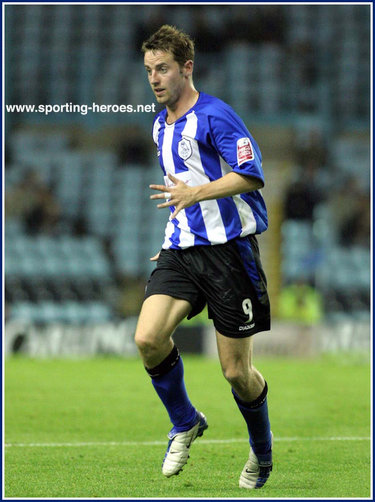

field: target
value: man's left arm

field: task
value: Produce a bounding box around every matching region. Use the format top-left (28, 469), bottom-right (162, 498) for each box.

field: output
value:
top-left (150, 172), bottom-right (263, 220)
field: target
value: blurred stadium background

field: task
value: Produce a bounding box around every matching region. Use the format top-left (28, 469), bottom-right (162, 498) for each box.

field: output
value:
top-left (4, 4), bottom-right (371, 358)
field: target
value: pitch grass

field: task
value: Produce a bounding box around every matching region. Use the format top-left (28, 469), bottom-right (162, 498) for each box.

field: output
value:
top-left (5, 353), bottom-right (371, 499)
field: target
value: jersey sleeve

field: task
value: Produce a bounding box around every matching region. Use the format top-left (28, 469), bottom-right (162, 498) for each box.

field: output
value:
top-left (208, 105), bottom-right (264, 185)
top-left (152, 114), bottom-right (161, 145)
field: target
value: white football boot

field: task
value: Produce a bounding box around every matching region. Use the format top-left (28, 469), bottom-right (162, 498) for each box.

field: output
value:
top-left (162, 411), bottom-right (208, 477)
top-left (239, 432), bottom-right (273, 489)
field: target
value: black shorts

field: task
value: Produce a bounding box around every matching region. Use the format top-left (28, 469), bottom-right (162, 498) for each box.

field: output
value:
top-left (144, 235), bottom-right (271, 338)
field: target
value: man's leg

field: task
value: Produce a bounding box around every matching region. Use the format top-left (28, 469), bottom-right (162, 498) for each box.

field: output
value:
top-left (216, 331), bottom-right (272, 489)
top-left (135, 294), bottom-right (207, 476)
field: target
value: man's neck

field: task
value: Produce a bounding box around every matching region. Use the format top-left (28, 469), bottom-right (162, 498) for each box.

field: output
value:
top-left (166, 88), bottom-right (199, 124)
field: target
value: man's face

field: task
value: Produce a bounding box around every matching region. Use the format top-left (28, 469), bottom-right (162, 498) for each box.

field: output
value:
top-left (144, 50), bottom-right (187, 108)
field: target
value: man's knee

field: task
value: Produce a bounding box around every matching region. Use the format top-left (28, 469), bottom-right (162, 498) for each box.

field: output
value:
top-left (134, 322), bottom-right (174, 364)
top-left (135, 295), bottom-right (189, 353)
top-left (135, 313), bottom-right (170, 354)
top-left (222, 365), bottom-right (250, 389)
top-left (134, 328), bottom-right (159, 353)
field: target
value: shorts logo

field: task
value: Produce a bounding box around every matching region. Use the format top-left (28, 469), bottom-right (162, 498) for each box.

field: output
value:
top-left (237, 137), bottom-right (254, 167)
top-left (178, 138), bottom-right (192, 161)
top-left (239, 323), bottom-right (255, 331)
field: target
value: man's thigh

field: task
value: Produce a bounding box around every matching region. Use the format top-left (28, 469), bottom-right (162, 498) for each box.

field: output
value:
top-left (144, 249), bottom-right (207, 319)
top-left (135, 294), bottom-right (192, 367)
top-left (215, 330), bottom-right (254, 369)
top-left (136, 294), bottom-right (192, 342)
top-left (215, 329), bottom-right (266, 401)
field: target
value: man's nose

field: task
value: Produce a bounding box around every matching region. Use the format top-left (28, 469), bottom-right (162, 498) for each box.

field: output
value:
top-left (150, 70), bottom-right (159, 85)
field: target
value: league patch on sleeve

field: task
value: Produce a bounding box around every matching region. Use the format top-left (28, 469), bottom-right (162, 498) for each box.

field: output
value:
top-left (237, 137), bottom-right (254, 167)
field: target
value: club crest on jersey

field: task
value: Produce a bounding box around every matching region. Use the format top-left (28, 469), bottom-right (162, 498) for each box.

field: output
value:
top-left (237, 137), bottom-right (254, 167)
top-left (178, 138), bottom-right (192, 161)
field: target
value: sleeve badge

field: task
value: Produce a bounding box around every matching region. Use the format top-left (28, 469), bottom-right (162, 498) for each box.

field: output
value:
top-left (237, 137), bottom-right (254, 167)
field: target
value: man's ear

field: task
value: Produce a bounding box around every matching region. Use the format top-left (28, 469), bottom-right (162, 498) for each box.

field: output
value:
top-left (183, 60), bottom-right (194, 77)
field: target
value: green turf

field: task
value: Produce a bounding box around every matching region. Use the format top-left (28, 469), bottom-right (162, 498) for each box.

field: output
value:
top-left (5, 353), bottom-right (371, 498)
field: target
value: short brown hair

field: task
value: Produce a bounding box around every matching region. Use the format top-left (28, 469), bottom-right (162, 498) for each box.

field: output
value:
top-left (141, 24), bottom-right (194, 67)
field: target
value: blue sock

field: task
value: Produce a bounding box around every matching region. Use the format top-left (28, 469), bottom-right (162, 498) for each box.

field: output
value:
top-left (146, 346), bottom-right (197, 432)
top-left (232, 382), bottom-right (272, 462)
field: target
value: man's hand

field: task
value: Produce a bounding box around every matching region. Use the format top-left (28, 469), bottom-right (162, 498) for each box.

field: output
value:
top-left (150, 171), bottom-right (263, 219)
top-left (150, 251), bottom-right (160, 261)
top-left (150, 173), bottom-right (197, 219)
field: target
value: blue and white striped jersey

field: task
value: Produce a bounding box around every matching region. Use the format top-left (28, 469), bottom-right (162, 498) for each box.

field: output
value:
top-left (152, 92), bottom-right (268, 250)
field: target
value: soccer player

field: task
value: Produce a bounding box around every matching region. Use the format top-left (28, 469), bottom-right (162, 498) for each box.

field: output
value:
top-left (135, 25), bottom-right (273, 489)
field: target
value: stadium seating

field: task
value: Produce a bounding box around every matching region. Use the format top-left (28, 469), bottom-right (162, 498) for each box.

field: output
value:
top-left (5, 5), bottom-right (370, 125)
top-left (5, 5), bottom-right (370, 325)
